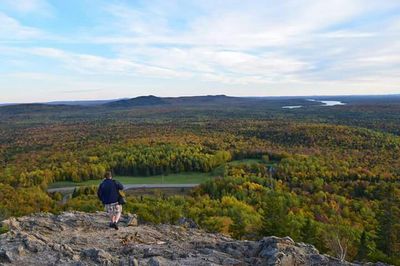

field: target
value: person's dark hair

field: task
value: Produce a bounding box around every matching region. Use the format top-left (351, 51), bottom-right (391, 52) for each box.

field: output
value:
top-left (105, 171), bottom-right (113, 179)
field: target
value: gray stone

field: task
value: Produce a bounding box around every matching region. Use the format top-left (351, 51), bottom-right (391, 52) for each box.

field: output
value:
top-left (52, 243), bottom-right (62, 251)
top-left (147, 256), bottom-right (168, 266)
top-left (144, 247), bottom-right (162, 258)
top-left (282, 236), bottom-right (295, 244)
top-left (23, 235), bottom-right (46, 253)
top-left (0, 212), bottom-right (387, 266)
top-left (129, 256), bottom-right (139, 266)
top-left (126, 214), bottom-right (139, 227)
top-left (15, 245), bottom-right (26, 256)
top-left (259, 247), bottom-right (278, 258)
top-left (199, 248), bottom-right (214, 255)
top-left (224, 247), bottom-right (243, 258)
top-left (0, 250), bottom-right (13, 263)
top-left (222, 257), bottom-right (242, 265)
top-left (82, 248), bottom-right (113, 263)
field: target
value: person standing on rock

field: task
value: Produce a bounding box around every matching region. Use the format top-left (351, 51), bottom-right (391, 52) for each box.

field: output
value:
top-left (97, 171), bottom-right (124, 230)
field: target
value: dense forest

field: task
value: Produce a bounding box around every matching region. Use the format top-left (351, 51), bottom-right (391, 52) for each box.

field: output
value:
top-left (0, 95), bottom-right (399, 265)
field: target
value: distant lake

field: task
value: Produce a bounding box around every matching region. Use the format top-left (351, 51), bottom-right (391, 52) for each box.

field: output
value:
top-left (308, 99), bottom-right (346, 106)
top-left (282, 99), bottom-right (346, 109)
top-left (282, 105), bottom-right (303, 109)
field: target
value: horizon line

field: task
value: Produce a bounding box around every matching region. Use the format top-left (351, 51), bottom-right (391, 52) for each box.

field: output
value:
top-left (1, 93), bottom-right (400, 106)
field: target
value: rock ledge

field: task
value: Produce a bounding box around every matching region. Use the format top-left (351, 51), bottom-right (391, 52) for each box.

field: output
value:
top-left (0, 212), bottom-right (383, 265)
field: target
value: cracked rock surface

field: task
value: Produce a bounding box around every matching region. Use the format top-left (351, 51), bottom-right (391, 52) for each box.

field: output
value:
top-left (0, 212), bottom-right (384, 265)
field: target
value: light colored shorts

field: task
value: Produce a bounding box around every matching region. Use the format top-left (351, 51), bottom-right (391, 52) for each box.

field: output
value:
top-left (105, 202), bottom-right (122, 216)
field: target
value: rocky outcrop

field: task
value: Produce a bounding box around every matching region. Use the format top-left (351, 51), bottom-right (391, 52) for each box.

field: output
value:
top-left (0, 212), bottom-right (384, 265)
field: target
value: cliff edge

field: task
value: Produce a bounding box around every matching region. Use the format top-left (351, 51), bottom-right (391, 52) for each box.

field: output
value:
top-left (0, 212), bottom-right (386, 266)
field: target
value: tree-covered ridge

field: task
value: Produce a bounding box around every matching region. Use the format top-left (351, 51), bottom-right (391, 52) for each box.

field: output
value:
top-left (2, 95), bottom-right (400, 135)
top-left (2, 120), bottom-right (399, 189)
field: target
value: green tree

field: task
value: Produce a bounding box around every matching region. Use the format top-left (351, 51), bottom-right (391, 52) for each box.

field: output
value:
top-left (261, 192), bottom-right (290, 237)
top-left (301, 218), bottom-right (317, 245)
top-left (377, 185), bottom-right (400, 257)
top-left (356, 230), bottom-right (369, 262)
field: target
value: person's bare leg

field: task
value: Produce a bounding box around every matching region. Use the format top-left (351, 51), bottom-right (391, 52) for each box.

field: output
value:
top-left (115, 205), bottom-right (122, 223)
top-left (115, 212), bottom-right (121, 223)
top-left (108, 213), bottom-right (115, 227)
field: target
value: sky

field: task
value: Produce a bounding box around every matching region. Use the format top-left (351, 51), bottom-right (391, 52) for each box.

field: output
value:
top-left (0, 0), bottom-right (400, 103)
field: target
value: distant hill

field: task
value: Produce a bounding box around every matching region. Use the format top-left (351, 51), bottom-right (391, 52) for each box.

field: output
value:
top-left (0, 103), bottom-right (83, 115)
top-left (103, 95), bottom-right (239, 108)
top-left (104, 95), bottom-right (168, 107)
top-left (166, 94), bottom-right (241, 105)
top-left (46, 99), bottom-right (119, 106)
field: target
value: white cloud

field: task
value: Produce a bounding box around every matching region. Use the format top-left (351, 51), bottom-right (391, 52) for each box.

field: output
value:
top-left (28, 47), bottom-right (192, 79)
top-left (1, 0), bottom-right (400, 101)
top-left (0, 12), bottom-right (43, 40)
top-left (1, 0), bottom-right (52, 16)
top-left (90, 0), bottom-right (398, 49)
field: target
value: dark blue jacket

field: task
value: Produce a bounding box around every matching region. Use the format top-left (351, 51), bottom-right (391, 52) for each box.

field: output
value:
top-left (97, 179), bottom-right (124, 205)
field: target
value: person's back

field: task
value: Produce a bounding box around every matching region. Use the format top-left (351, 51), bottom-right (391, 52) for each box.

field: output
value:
top-left (98, 178), bottom-right (120, 205)
top-left (97, 171), bottom-right (124, 230)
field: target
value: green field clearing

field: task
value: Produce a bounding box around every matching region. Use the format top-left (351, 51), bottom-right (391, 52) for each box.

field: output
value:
top-left (48, 172), bottom-right (214, 189)
top-left (49, 159), bottom-right (278, 189)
